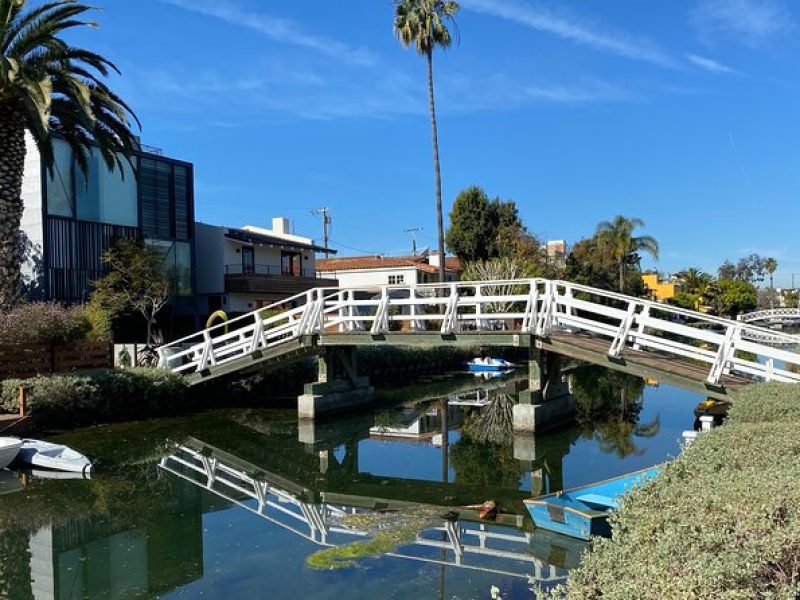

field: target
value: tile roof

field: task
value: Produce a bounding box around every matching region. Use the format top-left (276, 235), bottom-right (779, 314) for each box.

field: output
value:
top-left (317, 254), bottom-right (461, 273)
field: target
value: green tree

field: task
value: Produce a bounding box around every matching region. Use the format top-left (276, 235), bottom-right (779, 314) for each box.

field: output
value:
top-left (675, 267), bottom-right (712, 295)
top-left (564, 236), bottom-right (648, 297)
top-left (445, 186), bottom-right (494, 262)
top-left (90, 239), bottom-right (172, 347)
top-left (714, 279), bottom-right (757, 318)
top-left (0, 0), bottom-right (138, 309)
top-left (595, 216), bottom-right (659, 293)
top-left (765, 257), bottom-right (778, 310)
top-left (394, 0), bottom-right (459, 283)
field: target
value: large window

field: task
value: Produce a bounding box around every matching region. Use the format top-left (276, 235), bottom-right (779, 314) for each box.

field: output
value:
top-left (281, 251), bottom-right (301, 276)
top-left (147, 239), bottom-right (193, 297)
top-left (139, 158), bottom-right (192, 241)
top-left (46, 139), bottom-right (137, 226)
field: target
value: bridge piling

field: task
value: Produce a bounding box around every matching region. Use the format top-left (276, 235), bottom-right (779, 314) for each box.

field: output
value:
top-left (298, 347), bottom-right (375, 420)
top-left (514, 348), bottom-right (575, 433)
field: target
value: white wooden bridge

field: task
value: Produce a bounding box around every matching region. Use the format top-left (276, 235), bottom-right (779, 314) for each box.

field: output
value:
top-left (739, 308), bottom-right (800, 325)
top-left (158, 279), bottom-right (800, 399)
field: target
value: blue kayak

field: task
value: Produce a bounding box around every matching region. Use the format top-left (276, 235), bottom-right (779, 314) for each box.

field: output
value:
top-left (524, 466), bottom-right (660, 540)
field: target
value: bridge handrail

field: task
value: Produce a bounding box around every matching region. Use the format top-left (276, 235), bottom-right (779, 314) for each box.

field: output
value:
top-left (157, 278), bottom-right (800, 386)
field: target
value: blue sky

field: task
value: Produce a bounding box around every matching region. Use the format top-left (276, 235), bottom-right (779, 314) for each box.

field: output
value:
top-left (71, 0), bottom-right (800, 285)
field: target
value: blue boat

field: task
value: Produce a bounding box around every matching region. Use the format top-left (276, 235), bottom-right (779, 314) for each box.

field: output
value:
top-left (467, 357), bottom-right (515, 372)
top-left (523, 466), bottom-right (660, 540)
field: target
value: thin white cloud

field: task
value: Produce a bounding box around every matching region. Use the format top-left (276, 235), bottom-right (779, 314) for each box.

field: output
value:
top-left (460, 0), bottom-right (680, 68)
top-left (161, 0), bottom-right (377, 67)
top-left (690, 0), bottom-right (795, 46)
top-left (685, 53), bottom-right (740, 74)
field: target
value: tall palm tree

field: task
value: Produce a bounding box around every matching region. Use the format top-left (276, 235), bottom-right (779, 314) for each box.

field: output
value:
top-left (0, 0), bottom-right (138, 309)
top-left (394, 0), bottom-right (459, 283)
top-left (596, 215), bottom-right (659, 293)
top-left (765, 257), bottom-right (778, 310)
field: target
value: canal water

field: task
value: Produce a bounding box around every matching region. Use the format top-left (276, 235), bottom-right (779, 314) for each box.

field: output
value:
top-left (0, 366), bottom-right (703, 599)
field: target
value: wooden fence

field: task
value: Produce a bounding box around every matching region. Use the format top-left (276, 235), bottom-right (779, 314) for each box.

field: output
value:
top-left (0, 342), bottom-right (113, 380)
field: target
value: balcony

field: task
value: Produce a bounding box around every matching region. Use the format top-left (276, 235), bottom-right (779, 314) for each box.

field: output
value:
top-left (224, 264), bottom-right (337, 297)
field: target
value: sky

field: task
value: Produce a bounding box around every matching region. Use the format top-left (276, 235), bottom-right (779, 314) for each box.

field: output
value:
top-left (66, 0), bottom-right (800, 286)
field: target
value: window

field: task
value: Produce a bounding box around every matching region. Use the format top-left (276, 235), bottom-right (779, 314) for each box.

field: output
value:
top-left (139, 158), bottom-right (192, 241)
top-left (389, 274), bottom-right (405, 285)
top-left (242, 246), bottom-right (254, 274)
top-left (281, 251), bottom-right (302, 276)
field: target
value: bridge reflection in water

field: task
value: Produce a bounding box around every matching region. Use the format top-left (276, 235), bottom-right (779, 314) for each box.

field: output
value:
top-left (158, 437), bottom-right (578, 585)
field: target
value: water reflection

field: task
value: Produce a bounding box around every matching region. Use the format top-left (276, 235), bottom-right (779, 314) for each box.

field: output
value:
top-left (0, 366), bottom-right (699, 599)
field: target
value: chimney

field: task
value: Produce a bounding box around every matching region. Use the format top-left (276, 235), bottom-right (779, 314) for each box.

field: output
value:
top-left (428, 252), bottom-right (441, 267)
top-left (272, 217), bottom-right (290, 235)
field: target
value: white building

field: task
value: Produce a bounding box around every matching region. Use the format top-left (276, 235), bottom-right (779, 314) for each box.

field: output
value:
top-left (316, 252), bottom-right (461, 290)
top-left (195, 217), bottom-right (337, 315)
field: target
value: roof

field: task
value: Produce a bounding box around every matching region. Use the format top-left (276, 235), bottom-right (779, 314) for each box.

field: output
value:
top-left (224, 227), bottom-right (335, 254)
top-left (317, 254), bottom-right (460, 273)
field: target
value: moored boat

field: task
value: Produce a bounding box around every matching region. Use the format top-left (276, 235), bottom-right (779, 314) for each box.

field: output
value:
top-left (524, 466), bottom-right (660, 540)
top-left (0, 437), bottom-right (22, 469)
top-left (467, 357), bottom-right (515, 372)
top-left (16, 439), bottom-right (92, 475)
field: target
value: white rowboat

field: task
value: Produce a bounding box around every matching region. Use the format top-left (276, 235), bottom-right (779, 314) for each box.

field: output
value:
top-left (17, 440), bottom-right (92, 475)
top-left (0, 437), bottom-right (22, 469)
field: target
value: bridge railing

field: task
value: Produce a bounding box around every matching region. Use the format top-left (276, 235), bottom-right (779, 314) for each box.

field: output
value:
top-left (157, 279), bottom-right (800, 386)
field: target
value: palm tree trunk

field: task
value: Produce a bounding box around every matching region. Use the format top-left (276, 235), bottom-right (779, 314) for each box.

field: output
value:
top-left (770, 274), bottom-right (775, 310)
top-left (0, 109), bottom-right (26, 310)
top-left (426, 50), bottom-right (446, 283)
top-left (619, 261), bottom-right (625, 293)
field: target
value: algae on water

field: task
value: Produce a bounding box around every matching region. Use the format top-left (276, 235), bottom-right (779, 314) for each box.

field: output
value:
top-left (306, 506), bottom-right (441, 570)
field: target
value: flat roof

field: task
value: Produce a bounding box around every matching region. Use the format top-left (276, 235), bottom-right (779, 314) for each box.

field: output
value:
top-left (224, 227), bottom-right (335, 254)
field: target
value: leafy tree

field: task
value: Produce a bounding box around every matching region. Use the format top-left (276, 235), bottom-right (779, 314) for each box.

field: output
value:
top-left (564, 236), bottom-right (648, 297)
top-left (445, 186), bottom-right (495, 262)
top-left (714, 279), bottom-right (757, 318)
top-left (90, 239), bottom-right (172, 347)
top-left (595, 216), bottom-right (659, 293)
top-left (667, 291), bottom-right (700, 311)
top-left (782, 289), bottom-right (799, 309)
top-left (0, 0), bottom-right (138, 309)
top-left (718, 254), bottom-right (768, 283)
top-left (394, 0), bottom-right (459, 282)
top-left (765, 257), bottom-right (778, 310)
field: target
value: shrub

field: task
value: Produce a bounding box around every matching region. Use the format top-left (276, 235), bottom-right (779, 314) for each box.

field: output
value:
top-left (0, 303), bottom-right (91, 345)
top-left (541, 383), bottom-right (800, 599)
top-left (0, 368), bottom-right (189, 428)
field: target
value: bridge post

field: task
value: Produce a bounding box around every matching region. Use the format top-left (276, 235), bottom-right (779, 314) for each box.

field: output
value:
top-left (298, 347), bottom-right (374, 420)
top-left (513, 348), bottom-right (574, 433)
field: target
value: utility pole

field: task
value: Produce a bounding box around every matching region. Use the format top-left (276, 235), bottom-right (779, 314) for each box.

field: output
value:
top-left (311, 207), bottom-right (332, 258)
top-left (404, 227), bottom-right (423, 256)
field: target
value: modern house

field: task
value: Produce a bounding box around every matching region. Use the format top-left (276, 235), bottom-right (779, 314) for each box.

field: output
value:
top-left (20, 134), bottom-right (197, 321)
top-left (642, 272), bottom-right (679, 301)
top-left (316, 252), bottom-right (461, 290)
top-left (194, 217), bottom-right (337, 315)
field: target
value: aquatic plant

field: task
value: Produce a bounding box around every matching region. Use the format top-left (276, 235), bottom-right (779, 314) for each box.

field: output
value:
top-left (305, 508), bottom-right (439, 570)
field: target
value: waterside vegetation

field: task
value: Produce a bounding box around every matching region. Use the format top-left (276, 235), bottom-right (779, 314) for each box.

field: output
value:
top-left (542, 382), bottom-right (800, 599)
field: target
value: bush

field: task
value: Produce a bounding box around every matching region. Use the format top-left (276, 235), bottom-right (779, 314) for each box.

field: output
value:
top-left (542, 383), bottom-right (800, 599)
top-left (0, 368), bottom-right (189, 428)
top-left (0, 303), bottom-right (91, 345)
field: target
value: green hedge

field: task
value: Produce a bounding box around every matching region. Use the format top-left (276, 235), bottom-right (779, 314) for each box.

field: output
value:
top-left (1, 368), bottom-right (190, 428)
top-left (544, 382), bottom-right (800, 599)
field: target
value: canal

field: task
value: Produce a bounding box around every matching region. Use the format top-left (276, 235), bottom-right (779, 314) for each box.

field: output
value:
top-left (0, 366), bottom-right (703, 599)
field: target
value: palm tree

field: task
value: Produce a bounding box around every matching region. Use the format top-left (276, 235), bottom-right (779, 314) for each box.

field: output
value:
top-left (0, 0), bottom-right (138, 309)
top-left (765, 257), bottom-right (778, 310)
top-left (675, 267), bottom-right (711, 295)
top-left (596, 215), bottom-right (659, 293)
top-left (394, 0), bottom-right (459, 283)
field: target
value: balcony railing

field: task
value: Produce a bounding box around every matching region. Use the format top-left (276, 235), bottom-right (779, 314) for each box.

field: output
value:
top-left (225, 264), bottom-right (320, 278)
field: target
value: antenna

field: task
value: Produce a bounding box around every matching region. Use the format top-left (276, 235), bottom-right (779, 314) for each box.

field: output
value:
top-left (311, 207), bottom-right (332, 257)
top-left (404, 227), bottom-right (423, 256)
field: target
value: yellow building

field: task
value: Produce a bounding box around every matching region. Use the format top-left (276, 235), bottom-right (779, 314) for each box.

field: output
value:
top-left (642, 273), bottom-right (679, 301)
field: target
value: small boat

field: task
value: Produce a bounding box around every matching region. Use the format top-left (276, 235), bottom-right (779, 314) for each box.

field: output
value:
top-left (0, 437), bottom-right (22, 469)
top-left (467, 357), bottom-right (515, 372)
top-left (524, 466), bottom-right (660, 540)
top-left (694, 399), bottom-right (731, 419)
top-left (16, 439), bottom-right (92, 475)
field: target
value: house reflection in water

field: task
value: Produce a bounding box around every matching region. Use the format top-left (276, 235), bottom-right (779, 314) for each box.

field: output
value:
top-left (12, 478), bottom-right (208, 599)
